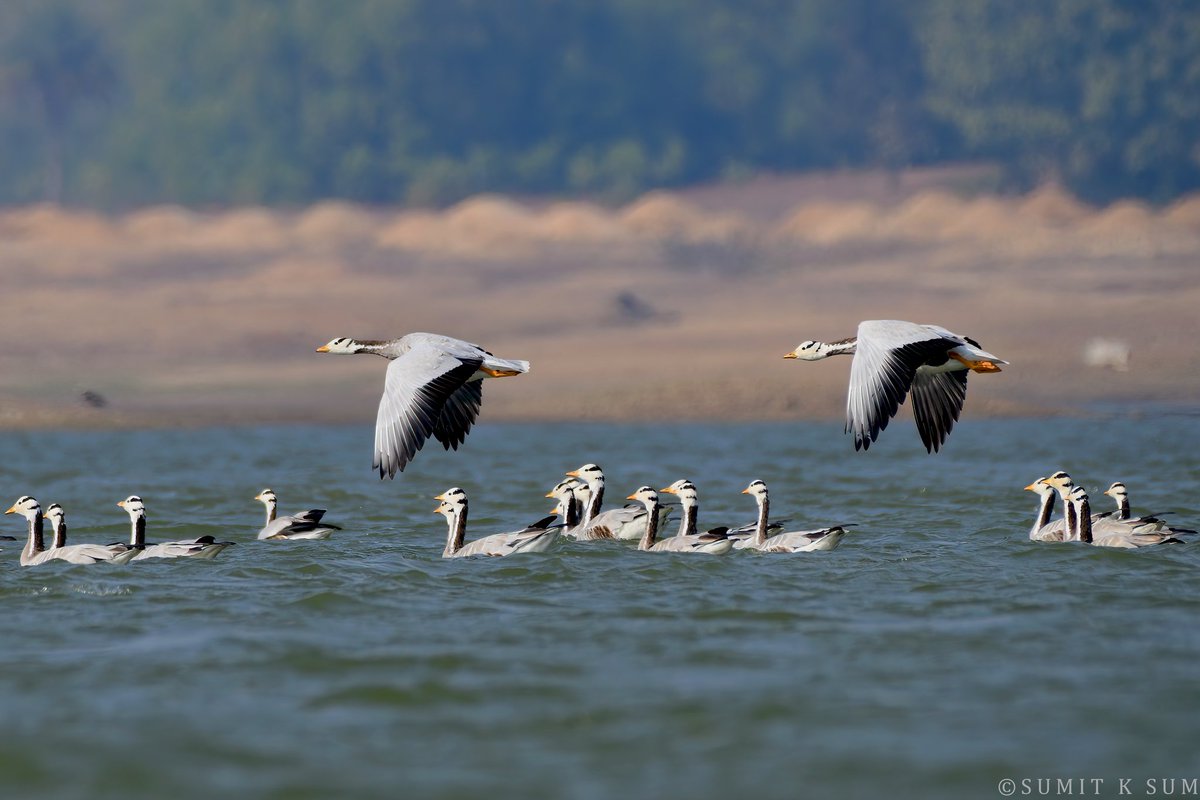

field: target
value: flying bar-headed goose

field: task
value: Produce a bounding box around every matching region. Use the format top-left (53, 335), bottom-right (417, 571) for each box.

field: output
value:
top-left (255, 489), bottom-right (341, 540)
top-left (116, 496), bottom-right (235, 560)
top-left (737, 480), bottom-right (848, 552)
top-left (785, 320), bottom-right (1006, 453)
top-left (435, 487), bottom-right (559, 557)
top-left (626, 487), bottom-right (731, 554)
top-left (566, 463), bottom-right (672, 541)
top-left (316, 333), bottom-right (529, 478)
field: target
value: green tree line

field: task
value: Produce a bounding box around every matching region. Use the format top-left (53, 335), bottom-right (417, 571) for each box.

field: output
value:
top-left (1, 0), bottom-right (1196, 208)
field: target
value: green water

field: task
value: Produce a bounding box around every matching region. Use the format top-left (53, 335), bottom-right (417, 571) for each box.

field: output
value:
top-left (2, 418), bottom-right (1198, 799)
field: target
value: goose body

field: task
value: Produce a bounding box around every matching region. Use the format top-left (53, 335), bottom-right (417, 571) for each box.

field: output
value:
top-left (435, 487), bottom-right (559, 557)
top-left (786, 320), bottom-right (1006, 453)
top-left (626, 487), bottom-right (731, 554)
top-left (116, 496), bottom-right (236, 560)
top-left (316, 333), bottom-right (529, 478)
top-left (566, 464), bottom-right (673, 541)
top-left (255, 489), bottom-right (341, 540)
top-left (737, 480), bottom-right (848, 553)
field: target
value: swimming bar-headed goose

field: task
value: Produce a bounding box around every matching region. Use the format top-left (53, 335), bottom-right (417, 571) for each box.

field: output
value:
top-left (316, 333), bottom-right (529, 478)
top-left (1044, 472), bottom-right (1179, 537)
top-left (116, 496), bottom-right (235, 560)
top-left (43, 502), bottom-right (140, 564)
top-left (545, 478), bottom-right (585, 538)
top-left (658, 479), bottom-right (741, 547)
top-left (737, 480), bottom-right (848, 552)
top-left (1102, 482), bottom-right (1196, 535)
top-left (657, 478), bottom-right (789, 545)
top-left (1066, 486), bottom-right (1183, 548)
top-left (565, 463), bottom-right (673, 541)
top-left (1023, 479), bottom-right (1068, 542)
top-left (254, 489), bottom-right (341, 540)
top-left (435, 487), bottom-right (559, 557)
top-left (626, 486), bottom-right (731, 554)
top-left (785, 320), bottom-right (1006, 453)
top-left (5, 496), bottom-right (134, 565)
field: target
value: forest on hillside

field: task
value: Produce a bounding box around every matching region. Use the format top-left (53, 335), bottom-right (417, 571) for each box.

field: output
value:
top-left (1, 0), bottom-right (1197, 209)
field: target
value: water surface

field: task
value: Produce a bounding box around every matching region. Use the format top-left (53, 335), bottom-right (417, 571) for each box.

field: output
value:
top-left (2, 418), bottom-right (1198, 799)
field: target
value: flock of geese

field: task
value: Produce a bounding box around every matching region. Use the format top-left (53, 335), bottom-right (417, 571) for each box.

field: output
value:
top-left (434, 466), bottom-right (851, 558)
top-left (4, 321), bottom-right (1192, 562)
top-left (1025, 472), bottom-right (1195, 548)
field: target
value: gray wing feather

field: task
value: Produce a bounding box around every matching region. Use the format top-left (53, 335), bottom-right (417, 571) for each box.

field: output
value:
top-left (909, 369), bottom-right (969, 453)
top-left (432, 381), bottom-right (483, 452)
top-left (374, 344), bottom-right (483, 478)
top-left (846, 321), bottom-right (957, 451)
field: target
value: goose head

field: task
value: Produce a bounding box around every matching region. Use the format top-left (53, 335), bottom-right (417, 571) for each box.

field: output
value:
top-left (566, 463), bottom-right (604, 488)
top-left (741, 479), bottom-right (770, 503)
top-left (1043, 471), bottom-right (1075, 498)
top-left (1103, 482), bottom-right (1127, 502)
top-left (783, 340), bottom-right (824, 360)
top-left (626, 486), bottom-right (659, 511)
top-left (43, 502), bottom-right (65, 527)
top-left (1023, 478), bottom-right (1055, 499)
top-left (660, 479), bottom-right (698, 507)
top-left (5, 495), bottom-right (42, 521)
top-left (255, 488), bottom-right (278, 508)
top-left (117, 495), bottom-right (146, 518)
top-left (315, 337), bottom-right (364, 354)
top-left (544, 478), bottom-right (579, 501)
top-left (434, 487), bottom-right (467, 518)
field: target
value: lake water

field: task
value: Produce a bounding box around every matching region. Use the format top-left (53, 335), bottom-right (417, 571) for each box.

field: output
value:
top-left (2, 417), bottom-right (1198, 799)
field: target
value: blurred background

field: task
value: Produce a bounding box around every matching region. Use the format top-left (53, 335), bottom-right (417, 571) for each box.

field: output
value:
top-left (2, 0), bottom-right (1198, 427)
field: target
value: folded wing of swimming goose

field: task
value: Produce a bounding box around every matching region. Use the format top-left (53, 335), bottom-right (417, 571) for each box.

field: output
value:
top-left (436, 487), bottom-right (559, 558)
top-left (786, 320), bottom-right (1006, 453)
top-left (317, 333), bottom-right (529, 479)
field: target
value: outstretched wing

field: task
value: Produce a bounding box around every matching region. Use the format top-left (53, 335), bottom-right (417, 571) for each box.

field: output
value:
top-left (432, 380), bottom-right (483, 452)
top-left (846, 321), bottom-right (956, 451)
top-left (909, 369), bottom-right (969, 453)
top-left (374, 344), bottom-right (483, 478)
